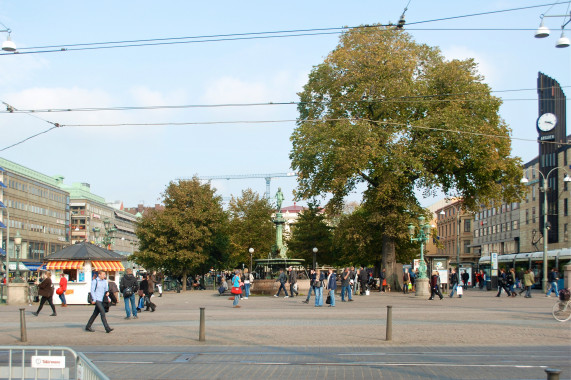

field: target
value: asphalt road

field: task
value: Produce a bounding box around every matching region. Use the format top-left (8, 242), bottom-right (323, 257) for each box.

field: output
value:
top-left (78, 345), bottom-right (570, 380)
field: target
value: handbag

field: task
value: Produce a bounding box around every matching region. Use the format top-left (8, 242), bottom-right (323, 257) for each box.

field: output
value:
top-left (314, 280), bottom-right (322, 288)
top-left (56, 287), bottom-right (64, 295)
top-left (231, 286), bottom-right (242, 295)
top-left (87, 293), bottom-right (93, 304)
top-left (408, 283), bottom-right (412, 290)
top-left (326, 294), bottom-right (331, 304)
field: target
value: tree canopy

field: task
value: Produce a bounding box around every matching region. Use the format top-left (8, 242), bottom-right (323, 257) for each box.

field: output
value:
top-left (133, 178), bottom-right (227, 290)
top-left (227, 189), bottom-right (275, 269)
top-left (290, 26), bottom-right (524, 287)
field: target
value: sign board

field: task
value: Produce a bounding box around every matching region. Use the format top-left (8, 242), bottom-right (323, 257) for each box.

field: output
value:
top-left (491, 252), bottom-right (498, 277)
top-left (438, 269), bottom-right (448, 284)
top-left (413, 259), bottom-right (420, 272)
top-left (31, 356), bottom-right (65, 369)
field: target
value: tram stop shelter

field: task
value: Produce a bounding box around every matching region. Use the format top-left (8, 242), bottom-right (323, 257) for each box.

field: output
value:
top-left (43, 242), bottom-right (126, 305)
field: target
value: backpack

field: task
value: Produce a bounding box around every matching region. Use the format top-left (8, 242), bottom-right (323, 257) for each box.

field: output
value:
top-left (123, 287), bottom-right (134, 297)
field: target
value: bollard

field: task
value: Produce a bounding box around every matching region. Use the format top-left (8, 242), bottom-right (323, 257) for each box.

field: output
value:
top-left (199, 307), bottom-right (205, 342)
top-left (386, 305), bottom-right (392, 341)
top-left (19, 308), bottom-right (27, 342)
top-left (545, 368), bottom-right (561, 380)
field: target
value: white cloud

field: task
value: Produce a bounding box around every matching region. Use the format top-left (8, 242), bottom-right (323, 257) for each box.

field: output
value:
top-left (0, 55), bottom-right (49, 86)
top-left (441, 45), bottom-right (497, 84)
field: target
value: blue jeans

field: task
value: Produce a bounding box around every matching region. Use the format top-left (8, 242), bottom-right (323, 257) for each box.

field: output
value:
top-left (58, 293), bottom-right (66, 305)
top-left (244, 283), bottom-right (251, 297)
top-left (276, 283), bottom-right (289, 297)
top-left (314, 286), bottom-right (323, 306)
top-left (341, 285), bottom-right (352, 301)
top-left (124, 294), bottom-right (137, 317)
top-left (329, 289), bottom-right (336, 306)
top-left (546, 281), bottom-right (558, 296)
top-left (233, 294), bottom-right (240, 306)
top-left (306, 285), bottom-right (314, 301)
top-left (449, 283), bottom-right (458, 297)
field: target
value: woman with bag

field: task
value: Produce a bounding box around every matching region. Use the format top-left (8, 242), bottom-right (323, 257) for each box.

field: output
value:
top-left (57, 272), bottom-right (67, 307)
top-left (32, 271), bottom-right (57, 317)
top-left (231, 269), bottom-right (243, 308)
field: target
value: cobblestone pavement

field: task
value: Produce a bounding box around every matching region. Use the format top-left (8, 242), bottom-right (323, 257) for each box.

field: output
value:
top-left (1, 288), bottom-right (569, 379)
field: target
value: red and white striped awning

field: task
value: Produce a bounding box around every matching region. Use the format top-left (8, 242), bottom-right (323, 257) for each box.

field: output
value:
top-left (46, 261), bottom-right (84, 270)
top-left (91, 261), bottom-right (125, 272)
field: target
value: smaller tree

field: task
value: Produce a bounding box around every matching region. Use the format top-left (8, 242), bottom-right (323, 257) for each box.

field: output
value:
top-left (286, 202), bottom-right (333, 266)
top-left (227, 189), bottom-right (275, 269)
top-left (133, 178), bottom-right (227, 290)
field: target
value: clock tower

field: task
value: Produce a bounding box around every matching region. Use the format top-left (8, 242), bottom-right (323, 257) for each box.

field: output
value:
top-left (537, 72), bottom-right (567, 244)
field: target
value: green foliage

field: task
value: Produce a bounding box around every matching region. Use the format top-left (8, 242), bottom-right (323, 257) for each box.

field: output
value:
top-left (227, 189), bottom-right (275, 268)
top-left (133, 178), bottom-right (228, 289)
top-left (290, 26), bottom-right (524, 274)
top-left (286, 202), bottom-right (333, 266)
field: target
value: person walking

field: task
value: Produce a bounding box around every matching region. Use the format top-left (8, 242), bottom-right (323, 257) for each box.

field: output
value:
top-left (32, 271), bottom-right (57, 316)
top-left (274, 268), bottom-right (289, 298)
top-left (57, 273), bottom-right (67, 307)
top-left (410, 270), bottom-right (416, 292)
top-left (288, 266), bottom-right (298, 298)
top-left (232, 269), bottom-right (242, 308)
top-left (340, 268), bottom-right (352, 302)
top-left (120, 268), bottom-right (139, 320)
top-left (428, 271), bottom-right (443, 300)
top-left (303, 269), bottom-right (316, 304)
top-left (523, 269), bottom-right (535, 298)
top-left (359, 267), bottom-right (368, 295)
top-left (402, 268), bottom-right (411, 294)
top-left (138, 274), bottom-right (148, 312)
top-left (496, 268), bottom-right (512, 297)
top-left (546, 268), bottom-right (559, 297)
top-left (449, 268), bottom-right (459, 298)
top-left (152, 271), bottom-right (163, 297)
top-left (326, 268), bottom-right (337, 307)
top-left (314, 269), bottom-right (324, 307)
top-left (85, 270), bottom-right (113, 333)
top-left (508, 268), bottom-right (517, 297)
top-left (243, 268), bottom-right (254, 299)
top-left (461, 270), bottom-right (470, 288)
top-left (145, 274), bottom-right (156, 312)
top-left (379, 268), bottom-right (386, 292)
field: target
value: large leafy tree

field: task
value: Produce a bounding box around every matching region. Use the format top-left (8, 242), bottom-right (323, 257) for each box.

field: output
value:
top-left (290, 26), bottom-right (523, 288)
top-left (227, 189), bottom-right (274, 269)
top-left (286, 202), bottom-right (333, 267)
top-left (133, 178), bottom-right (228, 290)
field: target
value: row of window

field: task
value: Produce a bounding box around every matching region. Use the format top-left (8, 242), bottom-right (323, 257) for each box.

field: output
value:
top-left (6, 178), bottom-right (67, 204)
top-left (9, 219), bottom-right (67, 236)
top-left (7, 199), bottom-right (67, 219)
top-left (474, 221), bottom-right (519, 237)
top-left (474, 203), bottom-right (519, 221)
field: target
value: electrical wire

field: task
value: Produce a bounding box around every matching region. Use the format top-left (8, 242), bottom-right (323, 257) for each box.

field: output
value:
top-left (1, 88), bottom-right (568, 114)
top-left (1, 2), bottom-right (567, 56)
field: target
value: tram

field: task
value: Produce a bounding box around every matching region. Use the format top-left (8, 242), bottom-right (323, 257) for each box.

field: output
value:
top-left (478, 248), bottom-right (570, 289)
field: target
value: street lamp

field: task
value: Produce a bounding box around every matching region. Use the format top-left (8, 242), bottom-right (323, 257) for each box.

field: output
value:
top-left (408, 216), bottom-right (431, 278)
top-left (521, 168), bottom-right (571, 292)
top-left (249, 248), bottom-right (254, 272)
top-left (0, 27), bottom-right (16, 52)
top-left (312, 247), bottom-right (318, 270)
top-left (534, 12), bottom-right (571, 48)
top-left (13, 231), bottom-right (23, 283)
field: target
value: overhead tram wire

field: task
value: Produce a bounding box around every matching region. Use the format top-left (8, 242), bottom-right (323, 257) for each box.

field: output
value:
top-left (2, 116), bottom-right (568, 153)
top-left (1, 86), bottom-right (569, 115)
top-left (0, 1), bottom-right (567, 56)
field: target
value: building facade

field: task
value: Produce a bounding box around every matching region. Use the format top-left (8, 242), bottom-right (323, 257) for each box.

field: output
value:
top-left (0, 158), bottom-right (70, 270)
top-left (435, 200), bottom-right (476, 269)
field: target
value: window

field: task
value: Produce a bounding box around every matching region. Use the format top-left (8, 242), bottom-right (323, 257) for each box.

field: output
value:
top-left (532, 185), bottom-right (536, 201)
top-left (463, 240), bottom-right (471, 254)
top-left (464, 220), bottom-right (471, 232)
top-left (526, 209), bottom-right (529, 225)
top-left (532, 207), bottom-right (536, 224)
top-left (513, 220), bottom-right (518, 230)
top-left (565, 224), bottom-right (568, 242)
top-left (564, 198), bottom-right (568, 217)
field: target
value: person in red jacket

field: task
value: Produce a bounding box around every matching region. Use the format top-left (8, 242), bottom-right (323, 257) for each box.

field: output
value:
top-left (58, 273), bottom-right (68, 307)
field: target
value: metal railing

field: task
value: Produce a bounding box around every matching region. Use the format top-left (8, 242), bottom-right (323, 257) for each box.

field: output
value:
top-left (0, 346), bottom-right (109, 380)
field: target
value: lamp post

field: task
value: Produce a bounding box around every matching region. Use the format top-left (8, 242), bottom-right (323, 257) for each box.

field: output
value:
top-left (534, 11), bottom-right (571, 48)
top-left (312, 247), bottom-right (318, 270)
top-left (0, 27), bottom-right (16, 52)
top-left (408, 216), bottom-right (431, 297)
top-left (249, 248), bottom-right (254, 272)
top-left (521, 168), bottom-right (571, 292)
top-left (13, 231), bottom-right (23, 283)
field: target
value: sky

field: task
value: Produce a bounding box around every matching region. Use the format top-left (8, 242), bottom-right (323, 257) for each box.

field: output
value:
top-left (0, 1), bottom-right (569, 209)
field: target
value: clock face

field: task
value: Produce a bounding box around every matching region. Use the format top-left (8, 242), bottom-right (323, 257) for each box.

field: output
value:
top-left (537, 113), bottom-right (557, 132)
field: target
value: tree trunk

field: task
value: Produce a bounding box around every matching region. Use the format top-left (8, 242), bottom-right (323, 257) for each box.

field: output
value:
top-left (182, 271), bottom-right (187, 291)
top-left (381, 235), bottom-right (400, 291)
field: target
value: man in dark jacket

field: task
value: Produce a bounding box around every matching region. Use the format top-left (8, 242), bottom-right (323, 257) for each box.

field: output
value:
top-left (341, 267), bottom-right (352, 302)
top-left (428, 271), bottom-right (443, 300)
top-left (359, 267), bottom-right (368, 295)
top-left (303, 269), bottom-right (316, 304)
top-left (461, 271), bottom-right (470, 288)
top-left (274, 268), bottom-right (289, 298)
top-left (327, 269), bottom-right (337, 307)
top-left (496, 268), bottom-right (511, 297)
top-left (449, 268), bottom-right (459, 298)
top-left (288, 266), bottom-right (298, 298)
top-left (120, 268), bottom-right (139, 319)
top-left (145, 274), bottom-right (156, 312)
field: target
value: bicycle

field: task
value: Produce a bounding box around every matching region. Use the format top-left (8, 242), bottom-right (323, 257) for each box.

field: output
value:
top-left (552, 289), bottom-right (571, 322)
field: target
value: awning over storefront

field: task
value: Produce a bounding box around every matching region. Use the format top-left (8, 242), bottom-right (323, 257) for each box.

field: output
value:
top-left (0, 221), bottom-right (6, 229)
top-left (2, 262), bottom-right (28, 271)
top-left (24, 262), bottom-right (44, 271)
top-left (91, 261), bottom-right (125, 271)
top-left (46, 261), bottom-right (85, 270)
